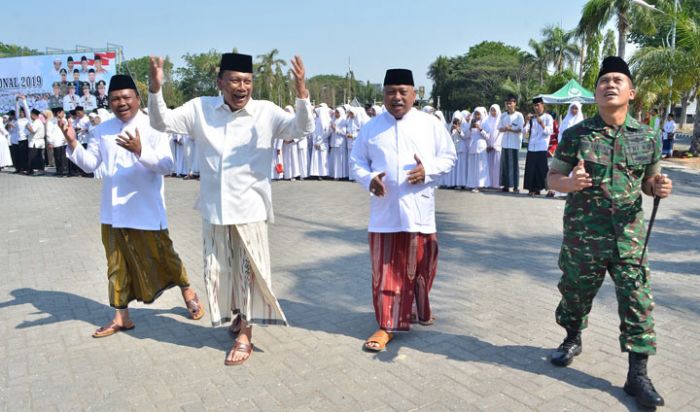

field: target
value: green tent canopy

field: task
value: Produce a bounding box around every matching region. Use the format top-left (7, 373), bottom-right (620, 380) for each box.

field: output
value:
top-left (537, 79), bottom-right (595, 104)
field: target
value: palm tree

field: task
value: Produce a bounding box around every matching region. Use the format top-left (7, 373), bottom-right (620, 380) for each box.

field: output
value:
top-left (577, 0), bottom-right (633, 57)
top-left (632, 6), bottom-right (700, 150)
top-left (527, 39), bottom-right (550, 86)
top-left (602, 29), bottom-right (618, 58)
top-left (541, 25), bottom-right (581, 73)
top-left (256, 49), bottom-right (286, 100)
top-left (427, 56), bottom-right (451, 108)
top-left (581, 32), bottom-right (603, 91)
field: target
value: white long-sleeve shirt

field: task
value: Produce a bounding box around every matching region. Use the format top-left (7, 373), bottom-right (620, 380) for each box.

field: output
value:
top-left (350, 108), bottom-right (456, 234)
top-left (525, 113), bottom-right (553, 152)
top-left (662, 120), bottom-right (676, 140)
top-left (45, 118), bottom-right (66, 147)
top-left (148, 91), bottom-right (314, 225)
top-left (498, 111), bottom-right (524, 149)
top-left (66, 111), bottom-right (174, 230)
top-left (26, 119), bottom-right (45, 149)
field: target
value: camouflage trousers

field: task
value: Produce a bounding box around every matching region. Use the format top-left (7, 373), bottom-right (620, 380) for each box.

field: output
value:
top-left (555, 244), bottom-right (656, 355)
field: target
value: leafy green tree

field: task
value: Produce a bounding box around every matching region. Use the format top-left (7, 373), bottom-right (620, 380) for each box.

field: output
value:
top-left (428, 55), bottom-right (451, 109)
top-left (176, 49), bottom-right (221, 101)
top-left (0, 42), bottom-right (39, 57)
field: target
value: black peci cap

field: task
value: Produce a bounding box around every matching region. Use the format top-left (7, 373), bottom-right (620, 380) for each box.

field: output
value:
top-left (383, 69), bottom-right (414, 86)
top-left (219, 53), bottom-right (253, 73)
top-left (107, 74), bottom-right (138, 94)
top-left (597, 56), bottom-right (632, 82)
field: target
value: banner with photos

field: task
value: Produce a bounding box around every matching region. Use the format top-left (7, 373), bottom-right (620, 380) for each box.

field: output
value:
top-left (0, 52), bottom-right (117, 113)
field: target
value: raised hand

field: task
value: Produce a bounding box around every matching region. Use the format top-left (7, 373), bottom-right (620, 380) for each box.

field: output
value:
top-left (370, 171), bottom-right (387, 197)
top-left (115, 128), bottom-right (142, 157)
top-left (149, 56), bottom-right (164, 94)
top-left (653, 173), bottom-right (672, 198)
top-left (569, 159), bottom-right (592, 191)
top-left (58, 118), bottom-right (78, 148)
top-left (290, 55), bottom-right (309, 99)
top-left (407, 154), bottom-right (425, 184)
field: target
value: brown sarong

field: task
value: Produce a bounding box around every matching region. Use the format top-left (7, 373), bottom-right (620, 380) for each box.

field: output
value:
top-left (101, 224), bottom-right (190, 309)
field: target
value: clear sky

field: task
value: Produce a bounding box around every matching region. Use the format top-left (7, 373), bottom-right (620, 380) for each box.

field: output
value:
top-left (3, 0), bottom-right (607, 91)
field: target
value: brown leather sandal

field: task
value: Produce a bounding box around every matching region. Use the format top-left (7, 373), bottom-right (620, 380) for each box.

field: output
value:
top-left (363, 329), bottom-right (393, 352)
top-left (92, 321), bottom-right (135, 338)
top-left (225, 340), bottom-right (253, 366)
top-left (185, 294), bottom-right (205, 320)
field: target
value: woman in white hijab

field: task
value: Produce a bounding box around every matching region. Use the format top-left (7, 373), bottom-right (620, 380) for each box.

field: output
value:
top-left (465, 107), bottom-right (491, 191)
top-left (558, 102), bottom-right (584, 142)
top-left (280, 105), bottom-right (301, 180)
top-left (434, 110), bottom-right (446, 126)
top-left (551, 102), bottom-right (585, 197)
top-left (328, 106), bottom-right (347, 179)
top-left (309, 104), bottom-right (331, 179)
top-left (452, 110), bottom-right (469, 189)
top-left (344, 107), bottom-right (362, 180)
top-left (483, 104), bottom-right (503, 189)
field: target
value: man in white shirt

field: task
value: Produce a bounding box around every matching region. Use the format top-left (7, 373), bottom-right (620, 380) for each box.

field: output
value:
top-left (48, 107), bottom-right (68, 176)
top-left (523, 97), bottom-right (553, 196)
top-left (61, 74), bottom-right (205, 338)
top-left (25, 109), bottom-right (46, 175)
top-left (661, 113), bottom-right (676, 158)
top-left (73, 106), bottom-right (91, 146)
top-left (498, 95), bottom-right (525, 193)
top-left (11, 97), bottom-right (31, 173)
top-left (350, 69), bottom-right (456, 352)
top-left (148, 52), bottom-right (314, 366)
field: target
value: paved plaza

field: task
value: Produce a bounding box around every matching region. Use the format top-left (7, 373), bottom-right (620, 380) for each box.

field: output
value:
top-left (1, 158), bottom-right (699, 411)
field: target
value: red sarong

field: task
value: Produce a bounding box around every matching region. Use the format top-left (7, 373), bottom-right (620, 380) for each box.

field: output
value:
top-left (369, 232), bottom-right (439, 332)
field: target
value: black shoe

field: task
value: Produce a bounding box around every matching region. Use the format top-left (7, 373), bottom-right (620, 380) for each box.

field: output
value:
top-left (550, 332), bottom-right (582, 367)
top-left (624, 352), bottom-right (665, 408)
top-left (624, 374), bottom-right (665, 408)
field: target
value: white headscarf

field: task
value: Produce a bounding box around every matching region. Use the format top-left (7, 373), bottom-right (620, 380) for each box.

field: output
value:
top-left (314, 106), bottom-right (331, 135)
top-left (371, 105), bottom-right (382, 117)
top-left (558, 102), bottom-right (584, 141)
top-left (434, 110), bottom-right (446, 125)
top-left (485, 104), bottom-right (501, 132)
top-left (284, 105), bottom-right (295, 114)
top-left (484, 104), bottom-right (502, 146)
top-left (471, 107), bottom-right (488, 128)
top-left (422, 105), bottom-right (435, 114)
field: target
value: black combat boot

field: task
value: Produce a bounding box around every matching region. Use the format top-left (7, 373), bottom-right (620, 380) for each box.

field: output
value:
top-left (550, 328), bottom-right (582, 367)
top-left (624, 352), bottom-right (665, 408)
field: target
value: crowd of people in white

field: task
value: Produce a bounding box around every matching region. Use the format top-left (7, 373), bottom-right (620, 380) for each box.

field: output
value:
top-left (1, 94), bottom-right (599, 195)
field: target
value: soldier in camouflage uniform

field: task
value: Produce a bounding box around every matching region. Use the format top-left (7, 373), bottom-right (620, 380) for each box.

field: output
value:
top-left (547, 56), bottom-right (673, 409)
